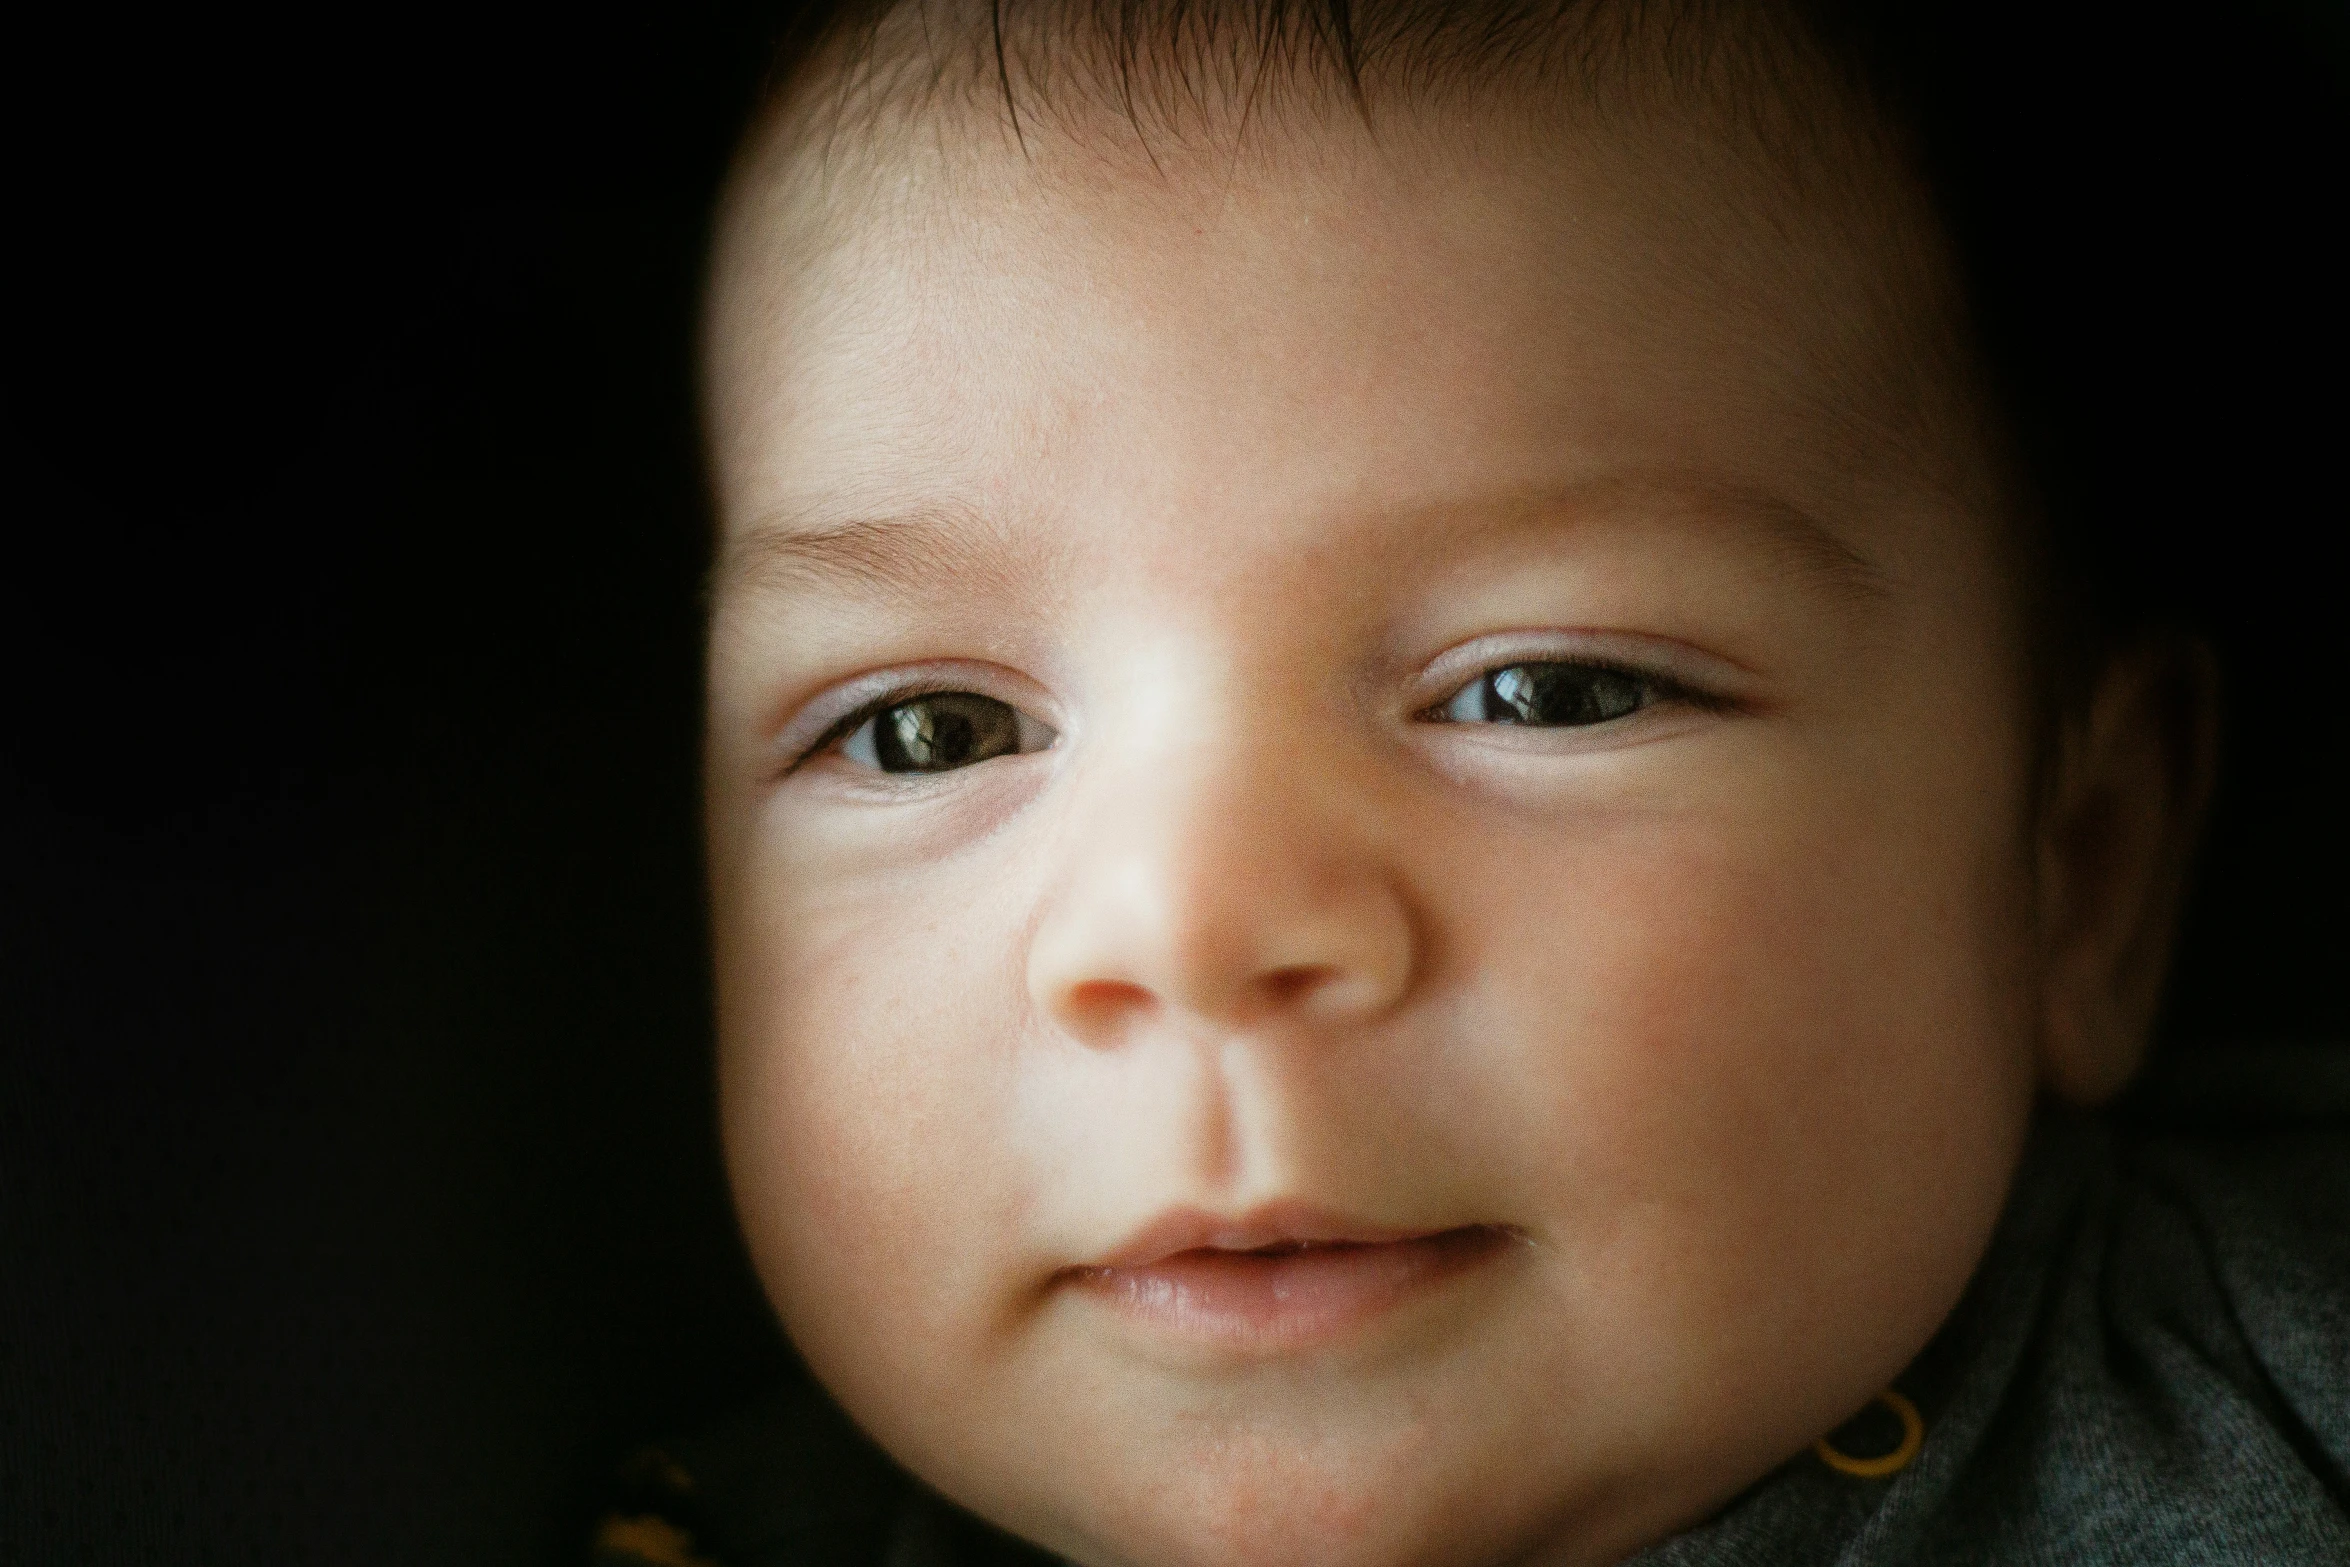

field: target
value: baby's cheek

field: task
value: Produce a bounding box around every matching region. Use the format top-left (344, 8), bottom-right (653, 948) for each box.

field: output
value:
top-left (719, 882), bottom-right (1040, 1420)
top-left (1457, 794), bottom-right (2034, 1418)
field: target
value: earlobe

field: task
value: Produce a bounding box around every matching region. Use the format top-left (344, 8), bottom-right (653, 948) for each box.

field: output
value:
top-left (2034, 636), bottom-right (2220, 1106)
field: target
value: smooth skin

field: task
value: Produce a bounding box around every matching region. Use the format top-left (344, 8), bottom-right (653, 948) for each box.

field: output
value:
top-left (701, 85), bottom-right (2211, 1567)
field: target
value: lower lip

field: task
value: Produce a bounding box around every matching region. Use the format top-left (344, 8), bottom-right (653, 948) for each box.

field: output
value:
top-left (1065, 1227), bottom-right (1513, 1349)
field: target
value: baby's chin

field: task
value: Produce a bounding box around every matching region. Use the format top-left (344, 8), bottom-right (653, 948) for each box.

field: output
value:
top-left (939, 1419), bottom-right (1722, 1567)
top-left (817, 1302), bottom-right (1780, 1567)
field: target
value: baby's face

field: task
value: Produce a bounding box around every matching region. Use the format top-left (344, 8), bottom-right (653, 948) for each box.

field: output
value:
top-left (705, 103), bottom-right (2042, 1567)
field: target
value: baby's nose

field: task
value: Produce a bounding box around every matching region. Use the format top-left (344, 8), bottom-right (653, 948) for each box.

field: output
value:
top-left (1023, 740), bottom-right (1417, 1047)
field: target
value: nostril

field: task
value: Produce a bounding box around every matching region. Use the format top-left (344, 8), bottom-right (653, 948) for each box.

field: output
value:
top-left (1064, 978), bottom-right (1156, 1032)
top-left (1261, 965), bottom-right (1333, 1005)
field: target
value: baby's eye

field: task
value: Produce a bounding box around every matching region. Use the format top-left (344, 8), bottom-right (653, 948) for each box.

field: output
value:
top-left (1429, 662), bottom-right (1655, 726)
top-left (837, 691), bottom-right (1055, 774)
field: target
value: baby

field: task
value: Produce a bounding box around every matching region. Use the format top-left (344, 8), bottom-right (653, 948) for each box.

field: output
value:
top-left (619, 2), bottom-right (2350, 1564)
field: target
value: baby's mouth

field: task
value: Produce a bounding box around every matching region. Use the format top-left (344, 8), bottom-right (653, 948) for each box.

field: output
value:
top-left (1063, 1210), bottom-right (1517, 1349)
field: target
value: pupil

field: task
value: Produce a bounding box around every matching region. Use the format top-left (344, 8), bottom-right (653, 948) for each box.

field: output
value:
top-left (1488, 663), bottom-right (1645, 726)
top-left (875, 693), bottom-right (1021, 772)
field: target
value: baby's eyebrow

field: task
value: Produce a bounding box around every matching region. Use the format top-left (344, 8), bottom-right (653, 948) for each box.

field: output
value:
top-left (1657, 486), bottom-right (1894, 606)
top-left (715, 501), bottom-right (1045, 607)
top-left (1372, 479), bottom-right (1897, 607)
top-left (715, 479), bottom-right (1895, 612)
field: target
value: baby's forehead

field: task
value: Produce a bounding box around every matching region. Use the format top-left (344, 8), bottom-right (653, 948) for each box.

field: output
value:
top-left (726, 146), bottom-right (1975, 508)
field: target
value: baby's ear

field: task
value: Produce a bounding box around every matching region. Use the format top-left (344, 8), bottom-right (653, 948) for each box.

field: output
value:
top-left (2033, 635), bottom-right (2220, 1105)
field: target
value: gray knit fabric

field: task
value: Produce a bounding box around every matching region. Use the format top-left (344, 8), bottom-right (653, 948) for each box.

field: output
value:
top-left (597, 1045), bottom-right (2350, 1567)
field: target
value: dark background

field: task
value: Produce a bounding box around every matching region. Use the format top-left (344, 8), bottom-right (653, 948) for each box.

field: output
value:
top-left (2, 4), bottom-right (2343, 1564)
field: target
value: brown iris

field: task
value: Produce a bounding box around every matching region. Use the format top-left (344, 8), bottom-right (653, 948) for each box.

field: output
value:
top-left (1453, 663), bottom-right (1650, 726)
top-left (873, 693), bottom-right (1024, 773)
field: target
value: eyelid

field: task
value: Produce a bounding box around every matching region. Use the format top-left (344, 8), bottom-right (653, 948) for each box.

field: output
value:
top-left (1409, 631), bottom-right (1754, 715)
top-left (773, 662), bottom-right (1052, 773)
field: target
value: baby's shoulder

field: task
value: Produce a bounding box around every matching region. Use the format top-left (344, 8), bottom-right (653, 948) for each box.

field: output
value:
top-left (1934, 1043), bottom-right (2350, 1564)
top-left (2103, 1041), bottom-right (2350, 1477)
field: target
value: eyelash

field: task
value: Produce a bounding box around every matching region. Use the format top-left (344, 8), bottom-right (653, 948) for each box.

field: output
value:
top-left (1414, 657), bottom-right (1730, 725)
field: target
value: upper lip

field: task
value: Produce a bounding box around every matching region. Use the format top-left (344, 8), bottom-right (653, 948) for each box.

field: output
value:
top-left (1084, 1201), bottom-right (1459, 1271)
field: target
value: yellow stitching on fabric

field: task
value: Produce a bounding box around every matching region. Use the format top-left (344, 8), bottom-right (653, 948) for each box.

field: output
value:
top-left (594, 1512), bottom-right (717, 1567)
top-left (1814, 1389), bottom-right (1924, 1479)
